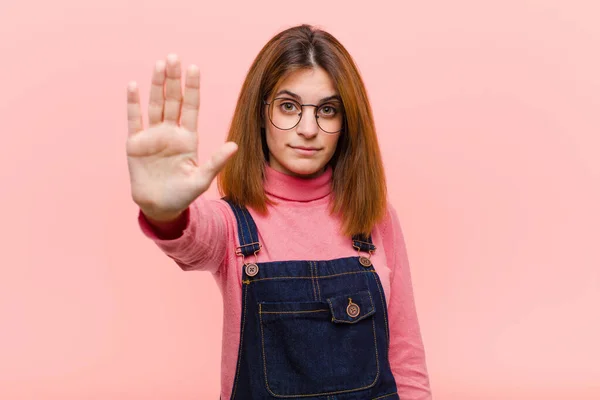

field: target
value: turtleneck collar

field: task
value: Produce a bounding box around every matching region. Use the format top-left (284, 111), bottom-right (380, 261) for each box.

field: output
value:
top-left (263, 163), bottom-right (333, 202)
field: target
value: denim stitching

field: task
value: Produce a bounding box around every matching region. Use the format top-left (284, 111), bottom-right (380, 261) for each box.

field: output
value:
top-left (353, 239), bottom-right (376, 251)
top-left (371, 270), bottom-right (390, 348)
top-left (230, 283), bottom-right (249, 399)
top-left (231, 205), bottom-right (252, 256)
top-left (314, 262), bottom-right (322, 301)
top-left (231, 204), bottom-right (259, 256)
top-left (240, 208), bottom-right (256, 244)
top-left (309, 261), bottom-right (318, 301)
top-left (260, 309), bottom-right (329, 315)
top-left (371, 316), bottom-right (381, 387)
top-left (230, 204), bottom-right (245, 246)
top-left (372, 392), bottom-right (398, 400)
top-left (327, 293), bottom-right (375, 324)
top-left (246, 270), bottom-right (370, 283)
top-left (259, 300), bottom-right (380, 397)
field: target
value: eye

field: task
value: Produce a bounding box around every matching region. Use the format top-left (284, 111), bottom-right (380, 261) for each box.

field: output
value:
top-left (318, 104), bottom-right (338, 117)
top-left (279, 101), bottom-right (299, 113)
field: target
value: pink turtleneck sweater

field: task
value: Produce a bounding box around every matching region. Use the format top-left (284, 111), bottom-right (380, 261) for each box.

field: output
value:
top-left (137, 165), bottom-right (432, 400)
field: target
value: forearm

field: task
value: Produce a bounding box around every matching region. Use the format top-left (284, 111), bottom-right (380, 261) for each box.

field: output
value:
top-left (383, 204), bottom-right (433, 399)
top-left (137, 196), bottom-right (229, 273)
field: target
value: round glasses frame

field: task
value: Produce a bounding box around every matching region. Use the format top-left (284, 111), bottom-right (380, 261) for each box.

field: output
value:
top-left (263, 98), bottom-right (344, 134)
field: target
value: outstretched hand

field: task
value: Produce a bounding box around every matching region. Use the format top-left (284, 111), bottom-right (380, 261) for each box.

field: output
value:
top-left (126, 54), bottom-right (238, 221)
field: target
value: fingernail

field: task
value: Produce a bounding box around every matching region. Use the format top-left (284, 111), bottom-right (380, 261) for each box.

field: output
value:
top-left (156, 60), bottom-right (165, 71)
top-left (128, 81), bottom-right (137, 91)
top-left (167, 54), bottom-right (178, 64)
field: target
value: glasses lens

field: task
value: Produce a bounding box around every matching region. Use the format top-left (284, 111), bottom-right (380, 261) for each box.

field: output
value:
top-left (315, 102), bottom-right (343, 133)
top-left (268, 98), bottom-right (344, 133)
top-left (270, 99), bottom-right (301, 130)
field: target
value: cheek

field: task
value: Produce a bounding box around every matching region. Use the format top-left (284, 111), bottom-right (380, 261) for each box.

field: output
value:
top-left (265, 127), bottom-right (285, 154)
top-left (324, 135), bottom-right (341, 154)
top-left (265, 130), bottom-right (274, 151)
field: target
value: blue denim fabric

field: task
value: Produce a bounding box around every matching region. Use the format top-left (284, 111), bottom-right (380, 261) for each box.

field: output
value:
top-left (225, 200), bottom-right (399, 400)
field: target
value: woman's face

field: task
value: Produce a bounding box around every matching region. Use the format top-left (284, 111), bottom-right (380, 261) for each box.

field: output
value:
top-left (264, 67), bottom-right (342, 178)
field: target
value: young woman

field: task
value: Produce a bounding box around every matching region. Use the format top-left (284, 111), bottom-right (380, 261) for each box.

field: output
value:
top-left (126, 24), bottom-right (432, 400)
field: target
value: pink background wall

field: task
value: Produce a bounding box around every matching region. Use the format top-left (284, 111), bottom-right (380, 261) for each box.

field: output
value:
top-left (1, 0), bottom-right (598, 398)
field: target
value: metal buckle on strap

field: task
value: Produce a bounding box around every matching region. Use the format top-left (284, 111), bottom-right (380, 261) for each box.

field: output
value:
top-left (352, 241), bottom-right (376, 252)
top-left (235, 242), bottom-right (262, 256)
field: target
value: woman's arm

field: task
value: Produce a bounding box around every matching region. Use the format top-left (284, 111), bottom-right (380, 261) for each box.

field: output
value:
top-left (141, 207), bottom-right (190, 240)
top-left (382, 204), bottom-right (433, 400)
top-left (137, 196), bottom-right (230, 274)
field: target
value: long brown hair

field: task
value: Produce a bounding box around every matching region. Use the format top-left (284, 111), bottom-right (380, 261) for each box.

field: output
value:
top-left (218, 24), bottom-right (387, 237)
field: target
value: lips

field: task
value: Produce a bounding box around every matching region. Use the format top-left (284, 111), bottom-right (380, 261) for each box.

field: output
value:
top-left (289, 145), bottom-right (321, 156)
top-left (290, 146), bottom-right (320, 151)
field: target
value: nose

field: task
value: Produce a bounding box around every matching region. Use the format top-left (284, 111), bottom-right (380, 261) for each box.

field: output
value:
top-left (295, 108), bottom-right (319, 138)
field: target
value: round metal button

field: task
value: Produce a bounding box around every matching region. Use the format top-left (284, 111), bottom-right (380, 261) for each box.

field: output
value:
top-left (347, 302), bottom-right (360, 318)
top-left (245, 263), bottom-right (259, 277)
top-left (359, 256), bottom-right (372, 267)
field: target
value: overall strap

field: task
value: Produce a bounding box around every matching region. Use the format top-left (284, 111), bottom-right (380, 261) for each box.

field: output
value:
top-left (352, 234), bottom-right (376, 252)
top-left (223, 198), bottom-right (261, 257)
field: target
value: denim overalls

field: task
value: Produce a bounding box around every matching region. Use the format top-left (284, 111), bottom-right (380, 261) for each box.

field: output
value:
top-left (225, 200), bottom-right (400, 400)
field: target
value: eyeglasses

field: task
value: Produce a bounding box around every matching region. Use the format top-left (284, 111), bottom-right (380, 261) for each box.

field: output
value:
top-left (263, 97), bottom-right (344, 134)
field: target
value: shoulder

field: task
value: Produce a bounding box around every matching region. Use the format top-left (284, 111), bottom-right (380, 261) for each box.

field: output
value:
top-left (189, 196), bottom-right (240, 243)
top-left (212, 197), bottom-right (239, 229)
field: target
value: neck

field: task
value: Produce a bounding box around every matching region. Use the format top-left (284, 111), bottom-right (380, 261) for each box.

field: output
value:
top-left (263, 163), bottom-right (332, 202)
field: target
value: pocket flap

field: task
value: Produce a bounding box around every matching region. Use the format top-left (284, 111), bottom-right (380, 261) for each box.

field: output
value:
top-left (327, 290), bottom-right (375, 324)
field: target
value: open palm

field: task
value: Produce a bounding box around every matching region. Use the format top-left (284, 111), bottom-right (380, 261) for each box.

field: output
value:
top-left (126, 54), bottom-right (238, 221)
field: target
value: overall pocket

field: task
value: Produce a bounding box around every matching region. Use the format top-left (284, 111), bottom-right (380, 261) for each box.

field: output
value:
top-left (258, 290), bottom-right (379, 397)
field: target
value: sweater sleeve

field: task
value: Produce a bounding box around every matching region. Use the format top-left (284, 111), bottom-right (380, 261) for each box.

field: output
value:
top-left (137, 196), bottom-right (229, 274)
top-left (382, 203), bottom-right (432, 399)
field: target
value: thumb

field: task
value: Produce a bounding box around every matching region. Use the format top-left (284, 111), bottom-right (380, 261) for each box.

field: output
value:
top-left (199, 141), bottom-right (239, 183)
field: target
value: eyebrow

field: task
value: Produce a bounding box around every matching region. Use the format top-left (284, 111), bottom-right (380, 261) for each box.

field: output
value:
top-left (274, 89), bottom-right (341, 103)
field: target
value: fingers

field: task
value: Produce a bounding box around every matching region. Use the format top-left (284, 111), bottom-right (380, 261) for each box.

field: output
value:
top-left (163, 54), bottom-right (183, 124)
top-left (127, 81), bottom-right (143, 136)
top-left (148, 60), bottom-right (166, 126)
top-left (137, 55), bottom-right (198, 131)
top-left (180, 64), bottom-right (200, 132)
top-left (201, 142), bottom-right (239, 181)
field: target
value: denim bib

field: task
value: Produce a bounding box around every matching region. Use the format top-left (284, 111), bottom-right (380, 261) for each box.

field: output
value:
top-left (225, 200), bottom-right (400, 400)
